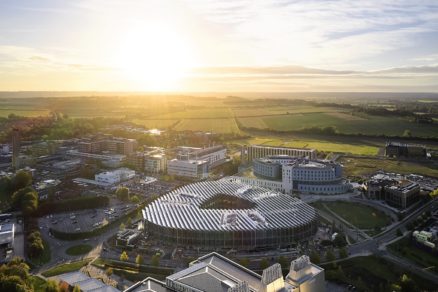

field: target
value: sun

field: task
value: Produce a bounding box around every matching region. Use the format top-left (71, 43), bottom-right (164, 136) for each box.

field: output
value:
top-left (114, 26), bottom-right (195, 90)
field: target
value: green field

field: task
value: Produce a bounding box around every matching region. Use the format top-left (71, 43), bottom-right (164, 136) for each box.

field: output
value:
top-left (228, 136), bottom-right (380, 156)
top-left (315, 201), bottom-right (391, 230)
top-left (388, 237), bottom-right (438, 274)
top-left (238, 112), bottom-right (438, 137)
top-left (41, 258), bottom-right (92, 277)
top-left (174, 118), bottom-right (241, 133)
top-left (65, 244), bottom-right (93, 256)
top-left (340, 156), bottom-right (438, 178)
top-left (323, 256), bottom-right (437, 291)
top-left (131, 118), bottom-right (180, 129)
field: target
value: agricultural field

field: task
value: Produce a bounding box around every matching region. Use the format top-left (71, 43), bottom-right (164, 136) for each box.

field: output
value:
top-left (238, 112), bottom-right (438, 137)
top-left (340, 156), bottom-right (438, 177)
top-left (151, 107), bottom-right (234, 119)
top-left (231, 105), bottom-right (343, 117)
top-left (130, 118), bottom-right (180, 129)
top-left (228, 136), bottom-right (380, 156)
top-left (174, 118), bottom-right (241, 133)
top-left (314, 201), bottom-right (391, 230)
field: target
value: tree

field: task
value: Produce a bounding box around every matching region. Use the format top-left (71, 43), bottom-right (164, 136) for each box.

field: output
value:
top-left (396, 229), bottom-right (403, 237)
top-left (119, 223), bottom-right (125, 231)
top-left (58, 282), bottom-right (69, 292)
top-left (135, 254), bottom-right (144, 265)
top-left (333, 233), bottom-right (347, 248)
top-left (105, 267), bottom-right (113, 276)
top-left (0, 257), bottom-right (33, 292)
top-left (399, 274), bottom-right (417, 292)
top-left (309, 251), bottom-right (320, 264)
top-left (45, 279), bottom-right (59, 292)
top-left (72, 285), bottom-right (81, 292)
top-left (402, 129), bottom-right (412, 137)
top-left (12, 170), bottom-right (32, 191)
top-left (278, 256), bottom-right (288, 270)
top-left (259, 258), bottom-right (269, 270)
top-left (326, 249), bottom-right (336, 262)
top-left (339, 247), bottom-right (348, 259)
top-left (151, 254), bottom-right (160, 267)
top-left (115, 187), bottom-right (130, 201)
top-left (238, 258), bottom-right (249, 267)
top-left (12, 186), bottom-right (38, 215)
top-left (120, 251), bottom-right (129, 262)
top-left (130, 195), bottom-right (140, 204)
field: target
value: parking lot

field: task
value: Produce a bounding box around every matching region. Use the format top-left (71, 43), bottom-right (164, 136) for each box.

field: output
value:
top-left (39, 202), bottom-right (136, 234)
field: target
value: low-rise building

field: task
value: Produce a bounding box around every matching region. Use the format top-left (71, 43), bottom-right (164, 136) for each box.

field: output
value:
top-left (125, 253), bottom-right (325, 292)
top-left (176, 145), bottom-right (227, 168)
top-left (145, 154), bottom-right (167, 174)
top-left (57, 271), bottom-right (120, 292)
top-left (384, 180), bottom-right (420, 209)
top-left (95, 168), bottom-right (135, 186)
top-left (285, 255), bottom-right (325, 292)
top-left (242, 145), bottom-right (316, 164)
top-left (167, 159), bottom-right (208, 179)
top-left (366, 173), bottom-right (420, 209)
top-left (0, 223), bottom-right (14, 247)
top-left (385, 141), bottom-right (428, 158)
top-left (116, 229), bottom-right (141, 247)
top-left (252, 156), bottom-right (350, 195)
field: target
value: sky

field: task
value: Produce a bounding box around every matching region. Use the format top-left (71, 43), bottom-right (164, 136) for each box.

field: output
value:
top-left (1, 0), bottom-right (438, 92)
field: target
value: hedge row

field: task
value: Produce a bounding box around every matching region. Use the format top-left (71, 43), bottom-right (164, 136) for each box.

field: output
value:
top-left (102, 258), bottom-right (173, 275)
top-left (36, 196), bottom-right (110, 216)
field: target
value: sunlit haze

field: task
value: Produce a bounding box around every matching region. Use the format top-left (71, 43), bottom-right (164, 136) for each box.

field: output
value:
top-left (1, 0), bottom-right (438, 91)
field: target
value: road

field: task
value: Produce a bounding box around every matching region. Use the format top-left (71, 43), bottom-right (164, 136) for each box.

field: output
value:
top-left (344, 198), bottom-right (438, 283)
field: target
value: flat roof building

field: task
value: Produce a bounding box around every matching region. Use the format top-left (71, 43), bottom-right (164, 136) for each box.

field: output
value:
top-left (176, 145), bottom-right (227, 168)
top-left (242, 145), bottom-right (316, 164)
top-left (0, 223), bottom-right (15, 247)
top-left (125, 252), bottom-right (325, 292)
top-left (167, 159), bottom-right (209, 179)
top-left (385, 141), bottom-right (427, 158)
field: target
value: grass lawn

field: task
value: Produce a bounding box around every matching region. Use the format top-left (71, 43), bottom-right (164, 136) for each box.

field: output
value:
top-left (340, 156), bottom-right (438, 178)
top-left (323, 256), bottom-right (437, 291)
top-left (65, 244), bottom-right (93, 256)
top-left (29, 239), bottom-right (51, 266)
top-left (41, 258), bottom-right (92, 277)
top-left (319, 201), bottom-right (391, 230)
top-left (388, 236), bottom-right (438, 274)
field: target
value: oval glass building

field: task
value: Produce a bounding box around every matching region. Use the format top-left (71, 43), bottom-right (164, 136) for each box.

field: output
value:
top-left (142, 181), bottom-right (318, 250)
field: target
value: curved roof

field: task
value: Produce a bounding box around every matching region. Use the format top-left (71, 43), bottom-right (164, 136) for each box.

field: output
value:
top-left (143, 181), bottom-right (317, 232)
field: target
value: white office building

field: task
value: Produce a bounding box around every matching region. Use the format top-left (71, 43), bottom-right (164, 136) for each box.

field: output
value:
top-left (176, 145), bottom-right (227, 168)
top-left (0, 223), bottom-right (15, 247)
top-left (95, 168), bottom-right (135, 186)
top-left (145, 154), bottom-right (167, 174)
top-left (167, 159), bottom-right (209, 179)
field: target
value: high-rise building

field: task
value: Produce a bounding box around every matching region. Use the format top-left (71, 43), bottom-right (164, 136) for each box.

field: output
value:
top-left (11, 128), bottom-right (20, 170)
